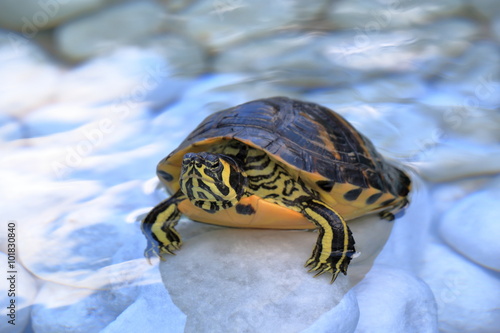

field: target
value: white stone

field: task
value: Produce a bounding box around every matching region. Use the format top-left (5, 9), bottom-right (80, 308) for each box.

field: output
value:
top-left (25, 103), bottom-right (117, 137)
top-left (418, 242), bottom-right (500, 333)
top-left (302, 289), bottom-right (359, 333)
top-left (160, 229), bottom-right (360, 333)
top-left (375, 176), bottom-right (433, 272)
top-left (161, 0), bottom-right (197, 12)
top-left (31, 280), bottom-right (136, 333)
top-left (343, 214), bottom-right (395, 286)
top-left (353, 75), bottom-right (428, 102)
top-left (0, 0), bottom-right (109, 31)
top-left (101, 281), bottom-right (186, 333)
top-left (429, 178), bottom-right (493, 218)
top-left (177, 73), bottom-right (260, 108)
top-left (323, 23), bottom-right (472, 75)
top-left (354, 266), bottom-right (438, 333)
top-left (305, 75), bottom-right (429, 115)
top-left (214, 20), bottom-right (474, 88)
top-left (150, 73), bottom-right (276, 141)
top-left (331, 103), bottom-right (441, 159)
top-left (431, 104), bottom-right (500, 145)
top-left (0, 114), bottom-right (22, 141)
top-left (139, 34), bottom-right (207, 75)
top-left (177, 0), bottom-right (328, 49)
top-left (54, 47), bottom-right (188, 107)
top-left (326, 0), bottom-right (467, 30)
top-left (214, 33), bottom-right (363, 87)
top-left (470, 0), bottom-right (500, 20)
top-left (0, 253), bottom-right (38, 333)
top-left (493, 17), bottom-right (500, 42)
top-left (326, 25), bottom-right (457, 75)
top-left (18, 181), bottom-right (153, 288)
top-left (55, 1), bottom-right (170, 61)
top-left (349, 214), bottom-right (394, 264)
top-left (433, 42), bottom-right (500, 113)
top-left (0, 99), bottom-right (156, 181)
top-left (0, 33), bottom-right (61, 116)
top-left (30, 260), bottom-right (178, 332)
top-left (439, 185), bottom-right (500, 271)
top-left (411, 139), bottom-right (500, 182)
top-left (305, 89), bottom-right (368, 108)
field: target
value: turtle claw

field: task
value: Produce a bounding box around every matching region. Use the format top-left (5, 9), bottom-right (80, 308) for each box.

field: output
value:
top-left (144, 250), bottom-right (155, 265)
top-left (312, 267), bottom-right (328, 277)
top-left (306, 261), bottom-right (343, 283)
top-left (144, 226), bottom-right (183, 259)
top-left (170, 240), bottom-right (181, 250)
top-left (143, 237), bottom-right (182, 265)
top-left (307, 261), bottom-right (332, 275)
top-left (305, 252), bottom-right (350, 283)
top-left (329, 270), bottom-right (341, 284)
top-left (162, 247), bottom-right (176, 256)
top-left (162, 242), bottom-right (182, 255)
top-left (304, 258), bottom-right (313, 268)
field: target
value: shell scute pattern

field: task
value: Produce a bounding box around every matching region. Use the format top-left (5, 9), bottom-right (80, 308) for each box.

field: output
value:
top-left (163, 97), bottom-right (410, 211)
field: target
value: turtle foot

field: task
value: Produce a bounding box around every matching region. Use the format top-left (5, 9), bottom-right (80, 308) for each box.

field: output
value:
top-left (144, 240), bottom-right (182, 264)
top-left (305, 250), bottom-right (352, 283)
top-left (143, 225), bottom-right (183, 263)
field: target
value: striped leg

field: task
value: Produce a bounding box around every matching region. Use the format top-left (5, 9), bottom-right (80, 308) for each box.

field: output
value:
top-left (302, 200), bottom-right (356, 283)
top-left (141, 190), bottom-right (186, 261)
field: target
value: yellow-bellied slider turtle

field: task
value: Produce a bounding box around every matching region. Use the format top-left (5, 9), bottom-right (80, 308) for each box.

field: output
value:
top-left (141, 97), bottom-right (411, 282)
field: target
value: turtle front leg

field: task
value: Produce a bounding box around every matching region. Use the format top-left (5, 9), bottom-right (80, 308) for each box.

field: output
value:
top-left (141, 190), bottom-right (186, 261)
top-left (301, 199), bottom-right (356, 283)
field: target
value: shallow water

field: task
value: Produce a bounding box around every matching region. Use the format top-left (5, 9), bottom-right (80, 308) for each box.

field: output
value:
top-left (1, 1), bottom-right (499, 333)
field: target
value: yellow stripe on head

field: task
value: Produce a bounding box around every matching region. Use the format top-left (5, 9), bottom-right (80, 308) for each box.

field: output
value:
top-left (179, 152), bottom-right (246, 213)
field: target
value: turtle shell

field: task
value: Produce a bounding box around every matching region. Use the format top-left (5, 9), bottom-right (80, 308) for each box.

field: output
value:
top-left (157, 97), bottom-right (410, 220)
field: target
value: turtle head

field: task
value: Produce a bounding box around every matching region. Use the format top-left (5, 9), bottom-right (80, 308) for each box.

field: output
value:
top-left (179, 152), bottom-right (246, 213)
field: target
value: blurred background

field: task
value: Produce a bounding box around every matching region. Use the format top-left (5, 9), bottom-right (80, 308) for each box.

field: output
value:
top-left (0, 1), bottom-right (499, 332)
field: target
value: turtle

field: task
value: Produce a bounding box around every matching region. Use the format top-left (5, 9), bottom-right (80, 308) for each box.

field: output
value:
top-left (141, 96), bottom-right (411, 282)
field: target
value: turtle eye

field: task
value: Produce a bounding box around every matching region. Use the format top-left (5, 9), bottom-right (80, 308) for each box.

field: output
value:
top-left (212, 159), bottom-right (221, 169)
top-left (210, 160), bottom-right (224, 180)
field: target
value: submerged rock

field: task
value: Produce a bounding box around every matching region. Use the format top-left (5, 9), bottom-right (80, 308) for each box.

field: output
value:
top-left (333, 103), bottom-right (441, 159)
top-left (177, 0), bottom-right (328, 50)
top-left (101, 272), bottom-right (186, 333)
top-left (354, 266), bottom-right (438, 333)
top-left (301, 289), bottom-right (359, 333)
top-left (31, 281), bottom-right (137, 333)
top-left (55, 1), bottom-right (170, 61)
top-left (419, 242), bottom-right (500, 333)
top-left (213, 33), bottom-right (359, 88)
top-left (374, 175), bottom-right (433, 272)
top-left (326, 0), bottom-right (467, 30)
top-left (411, 139), bottom-right (500, 182)
top-left (439, 184), bottom-right (500, 271)
top-left (0, 33), bottom-right (61, 117)
top-left (30, 259), bottom-right (184, 333)
top-left (0, 0), bottom-right (109, 31)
